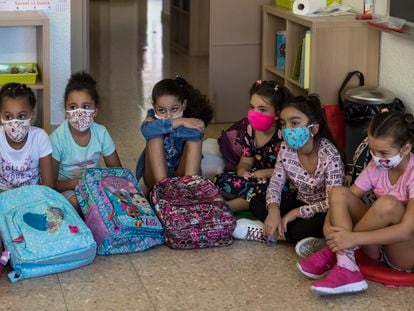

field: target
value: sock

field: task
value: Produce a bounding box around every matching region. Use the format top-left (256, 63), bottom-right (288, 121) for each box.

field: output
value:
top-left (0, 250), bottom-right (10, 277)
top-left (336, 248), bottom-right (359, 272)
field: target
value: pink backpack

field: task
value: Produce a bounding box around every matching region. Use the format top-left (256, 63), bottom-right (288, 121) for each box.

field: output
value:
top-left (150, 175), bottom-right (236, 249)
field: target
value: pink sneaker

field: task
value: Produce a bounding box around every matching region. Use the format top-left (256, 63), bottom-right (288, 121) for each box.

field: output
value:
top-left (311, 265), bottom-right (368, 295)
top-left (296, 246), bottom-right (336, 279)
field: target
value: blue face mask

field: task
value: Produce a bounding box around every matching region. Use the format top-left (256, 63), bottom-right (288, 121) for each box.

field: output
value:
top-left (282, 125), bottom-right (312, 150)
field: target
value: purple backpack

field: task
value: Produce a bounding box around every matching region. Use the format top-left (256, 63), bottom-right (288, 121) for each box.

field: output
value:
top-left (218, 118), bottom-right (250, 171)
top-left (150, 175), bottom-right (236, 249)
top-left (75, 168), bottom-right (164, 255)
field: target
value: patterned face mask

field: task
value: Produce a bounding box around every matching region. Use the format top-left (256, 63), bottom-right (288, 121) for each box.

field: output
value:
top-left (66, 108), bottom-right (95, 132)
top-left (370, 151), bottom-right (404, 170)
top-left (282, 125), bottom-right (313, 150)
top-left (1, 118), bottom-right (31, 143)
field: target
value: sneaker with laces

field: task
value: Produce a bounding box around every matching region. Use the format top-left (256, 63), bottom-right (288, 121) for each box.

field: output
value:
top-left (311, 265), bottom-right (368, 295)
top-left (232, 218), bottom-right (266, 242)
top-left (295, 237), bottom-right (326, 258)
top-left (297, 246), bottom-right (336, 279)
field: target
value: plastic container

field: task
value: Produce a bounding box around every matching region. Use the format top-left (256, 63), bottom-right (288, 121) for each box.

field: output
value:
top-left (275, 0), bottom-right (341, 11)
top-left (0, 63), bottom-right (38, 85)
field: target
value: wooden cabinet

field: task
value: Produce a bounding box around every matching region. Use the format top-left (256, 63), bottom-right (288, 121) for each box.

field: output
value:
top-left (170, 0), bottom-right (209, 56)
top-left (262, 5), bottom-right (380, 104)
top-left (0, 11), bottom-right (50, 132)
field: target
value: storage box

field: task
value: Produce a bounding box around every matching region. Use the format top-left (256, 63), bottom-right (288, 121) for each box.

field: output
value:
top-left (0, 63), bottom-right (38, 85)
top-left (275, 0), bottom-right (341, 11)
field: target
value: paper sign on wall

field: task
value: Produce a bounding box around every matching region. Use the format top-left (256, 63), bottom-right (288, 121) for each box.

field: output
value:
top-left (0, 0), bottom-right (69, 11)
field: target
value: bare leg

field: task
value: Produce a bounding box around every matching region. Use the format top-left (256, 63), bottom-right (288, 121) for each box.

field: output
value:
top-left (176, 140), bottom-right (202, 176)
top-left (328, 186), bottom-right (368, 230)
top-left (227, 197), bottom-right (249, 212)
top-left (144, 138), bottom-right (168, 188)
top-left (353, 195), bottom-right (414, 269)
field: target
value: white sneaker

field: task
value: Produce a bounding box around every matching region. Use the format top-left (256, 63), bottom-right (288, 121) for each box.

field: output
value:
top-left (232, 218), bottom-right (265, 242)
top-left (295, 237), bottom-right (326, 258)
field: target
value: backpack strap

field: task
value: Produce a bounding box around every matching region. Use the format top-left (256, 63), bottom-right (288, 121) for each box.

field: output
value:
top-left (338, 71), bottom-right (365, 111)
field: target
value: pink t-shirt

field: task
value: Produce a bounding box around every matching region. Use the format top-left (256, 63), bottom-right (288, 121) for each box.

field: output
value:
top-left (355, 153), bottom-right (414, 203)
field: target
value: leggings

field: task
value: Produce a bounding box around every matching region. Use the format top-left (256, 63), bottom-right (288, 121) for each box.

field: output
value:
top-left (249, 194), bottom-right (326, 244)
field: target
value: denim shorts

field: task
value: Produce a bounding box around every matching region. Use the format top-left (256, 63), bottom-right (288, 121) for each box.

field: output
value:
top-left (379, 246), bottom-right (414, 273)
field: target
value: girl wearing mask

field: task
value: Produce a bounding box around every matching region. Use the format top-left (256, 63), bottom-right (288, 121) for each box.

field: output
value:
top-left (50, 72), bottom-right (121, 214)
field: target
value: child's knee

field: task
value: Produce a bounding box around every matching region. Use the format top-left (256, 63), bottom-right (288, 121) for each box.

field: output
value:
top-left (372, 195), bottom-right (405, 219)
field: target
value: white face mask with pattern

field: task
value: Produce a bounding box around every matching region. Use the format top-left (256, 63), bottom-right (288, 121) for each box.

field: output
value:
top-left (1, 118), bottom-right (31, 142)
top-left (66, 108), bottom-right (95, 132)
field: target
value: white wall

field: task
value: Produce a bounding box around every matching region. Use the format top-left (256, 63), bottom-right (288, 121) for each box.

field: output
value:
top-left (343, 0), bottom-right (414, 111)
top-left (0, 9), bottom-right (70, 126)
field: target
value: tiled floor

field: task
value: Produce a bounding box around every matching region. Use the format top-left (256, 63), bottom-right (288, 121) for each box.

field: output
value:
top-left (1, 0), bottom-right (414, 310)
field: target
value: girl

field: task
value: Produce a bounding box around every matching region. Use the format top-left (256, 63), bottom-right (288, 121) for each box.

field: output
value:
top-left (262, 95), bottom-right (344, 244)
top-left (214, 80), bottom-right (291, 213)
top-left (136, 76), bottom-right (213, 190)
top-left (0, 83), bottom-right (53, 190)
top-left (50, 72), bottom-right (122, 213)
top-left (298, 111), bottom-right (414, 296)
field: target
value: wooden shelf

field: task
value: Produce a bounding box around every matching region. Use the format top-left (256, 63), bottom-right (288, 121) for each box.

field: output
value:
top-left (262, 5), bottom-right (380, 104)
top-left (0, 11), bottom-right (50, 133)
top-left (265, 66), bottom-right (285, 79)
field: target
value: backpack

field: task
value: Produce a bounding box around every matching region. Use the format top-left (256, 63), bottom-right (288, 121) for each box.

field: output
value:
top-left (75, 168), bottom-right (164, 255)
top-left (0, 185), bottom-right (96, 283)
top-left (217, 118), bottom-right (250, 171)
top-left (150, 175), bottom-right (236, 249)
top-left (346, 137), bottom-right (376, 206)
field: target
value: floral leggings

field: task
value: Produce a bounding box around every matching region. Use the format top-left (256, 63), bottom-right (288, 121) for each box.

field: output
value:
top-left (214, 172), bottom-right (268, 203)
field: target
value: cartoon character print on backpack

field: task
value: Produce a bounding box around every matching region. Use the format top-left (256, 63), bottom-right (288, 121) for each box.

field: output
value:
top-left (101, 176), bottom-right (159, 229)
top-left (23, 207), bottom-right (64, 233)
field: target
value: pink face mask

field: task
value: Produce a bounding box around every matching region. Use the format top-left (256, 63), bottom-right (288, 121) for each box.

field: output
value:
top-left (247, 110), bottom-right (276, 132)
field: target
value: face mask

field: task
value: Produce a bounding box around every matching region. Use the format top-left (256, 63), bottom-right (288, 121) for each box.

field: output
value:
top-left (154, 111), bottom-right (184, 120)
top-left (282, 125), bottom-right (313, 150)
top-left (66, 108), bottom-right (95, 132)
top-left (370, 151), bottom-right (403, 170)
top-left (247, 110), bottom-right (276, 132)
top-left (1, 118), bottom-right (31, 143)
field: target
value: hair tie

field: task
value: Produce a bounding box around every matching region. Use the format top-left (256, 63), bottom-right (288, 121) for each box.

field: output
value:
top-left (255, 80), bottom-right (262, 87)
top-left (274, 85), bottom-right (279, 92)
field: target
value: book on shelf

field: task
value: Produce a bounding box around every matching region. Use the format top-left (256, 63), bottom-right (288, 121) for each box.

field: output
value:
top-left (275, 31), bottom-right (286, 70)
top-left (303, 30), bottom-right (311, 89)
top-left (294, 30), bottom-right (311, 89)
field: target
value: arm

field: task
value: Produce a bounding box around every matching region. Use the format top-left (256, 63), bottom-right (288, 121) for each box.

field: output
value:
top-left (236, 156), bottom-right (254, 177)
top-left (39, 154), bottom-right (54, 188)
top-left (140, 118), bottom-right (174, 140)
top-left (52, 158), bottom-right (79, 192)
top-left (104, 150), bottom-right (122, 167)
top-left (299, 151), bottom-right (345, 218)
top-left (252, 168), bottom-right (275, 179)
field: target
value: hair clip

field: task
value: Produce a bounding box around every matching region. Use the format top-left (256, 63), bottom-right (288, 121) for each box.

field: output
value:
top-left (255, 80), bottom-right (262, 87)
top-left (274, 85), bottom-right (279, 92)
top-left (380, 108), bottom-right (389, 113)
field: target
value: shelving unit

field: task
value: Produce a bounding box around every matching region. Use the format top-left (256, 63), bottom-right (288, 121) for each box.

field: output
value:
top-left (0, 11), bottom-right (50, 133)
top-left (170, 0), bottom-right (209, 56)
top-left (262, 5), bottom-right (380, 104)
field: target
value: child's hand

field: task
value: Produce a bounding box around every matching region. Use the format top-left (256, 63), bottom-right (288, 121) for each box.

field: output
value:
top-left (280, 208), bottom-right (300, 237)
top-left (251, 170), bottom-right (268, 181)
top-left (145, 116), bottom-right (155, 122)
top-left (239, 171), bottom-right (253, 179)
top-left (174, 118), bottom-right (205, 132)
top-left (264, 204), bottom-right (281, 237)
top-left (326, 226), bottom-right (356, 252)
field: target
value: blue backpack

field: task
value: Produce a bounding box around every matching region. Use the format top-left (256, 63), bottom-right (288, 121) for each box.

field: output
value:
top-left (75, 168), bottom-right (164, 255)
top-left (0, 186), bottom-right (96, 283)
